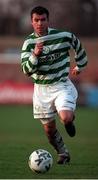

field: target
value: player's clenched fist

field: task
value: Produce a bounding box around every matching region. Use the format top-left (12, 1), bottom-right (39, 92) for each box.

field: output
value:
top-left (33, 42), bottom-right (44, 56)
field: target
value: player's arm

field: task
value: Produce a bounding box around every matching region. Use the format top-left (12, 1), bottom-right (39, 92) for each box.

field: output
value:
top-left (21, 40), bottom-right (43, 76)
top-left (71, 33), bottom-right (88, 75)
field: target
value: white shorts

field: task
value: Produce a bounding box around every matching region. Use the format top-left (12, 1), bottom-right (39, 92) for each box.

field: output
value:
top-left (33, 79), bottom-right (78, 119)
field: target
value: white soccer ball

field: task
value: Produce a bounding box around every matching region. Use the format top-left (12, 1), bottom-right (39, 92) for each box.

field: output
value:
top-left (28, 149), bottom-right (53, 173)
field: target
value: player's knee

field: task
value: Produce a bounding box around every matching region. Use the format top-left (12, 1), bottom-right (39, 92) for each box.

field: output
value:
top-left (62, 116), bottom-right (72, 125)
top-left (43, 119), bottom-right (56, 138)
top-left (59, 111), bottom-right (74, 125)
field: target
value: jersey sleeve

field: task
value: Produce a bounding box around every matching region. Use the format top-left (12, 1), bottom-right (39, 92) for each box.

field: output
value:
top-left (21, 39), bottom-right (38, 76)
top-left (71, 33), bottom-right (88, 71)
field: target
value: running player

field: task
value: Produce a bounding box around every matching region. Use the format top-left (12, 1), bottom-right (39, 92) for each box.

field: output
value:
top-left (21, 6), bottom-right (88, 164)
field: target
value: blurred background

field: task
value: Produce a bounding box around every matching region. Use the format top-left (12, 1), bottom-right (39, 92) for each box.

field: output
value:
top-left (0, 0), bottom-right (98, 107)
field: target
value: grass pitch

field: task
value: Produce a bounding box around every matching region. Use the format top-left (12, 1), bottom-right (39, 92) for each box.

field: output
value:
top-left (0, 105), bottom-right (98, 179)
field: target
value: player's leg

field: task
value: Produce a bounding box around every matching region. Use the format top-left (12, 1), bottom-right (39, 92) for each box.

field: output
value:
top-left (59, 110), bottom-right (76, 137)
top-left (40, 118), bottom-right (70, 164)
top-left (55, 79), bottom-right (78, 137)
top-left (33, 83), bottom-right (70, 164)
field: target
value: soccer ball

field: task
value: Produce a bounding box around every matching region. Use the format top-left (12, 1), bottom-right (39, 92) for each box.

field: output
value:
top-left (28, 149), bottom-right (53, 173)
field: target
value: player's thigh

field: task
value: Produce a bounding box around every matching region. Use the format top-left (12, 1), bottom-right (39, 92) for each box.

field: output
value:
top-left (33, 85), bottom-right (56, 119)
top-left (55, 81), bottom-right (78, 113)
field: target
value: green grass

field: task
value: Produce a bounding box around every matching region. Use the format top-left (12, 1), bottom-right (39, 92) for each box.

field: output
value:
top-left (0, 105), bottom-right (98, 179)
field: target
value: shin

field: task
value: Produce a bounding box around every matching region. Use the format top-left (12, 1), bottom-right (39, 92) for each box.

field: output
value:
top-left (42, 119), bottom-right (68, 154)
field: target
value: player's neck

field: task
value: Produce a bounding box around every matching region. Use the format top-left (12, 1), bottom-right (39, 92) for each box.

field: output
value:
top-left (35, 29), bottom-right (48, 37)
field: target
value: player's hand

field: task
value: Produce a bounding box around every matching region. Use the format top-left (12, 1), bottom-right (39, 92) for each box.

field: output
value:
top-left (71, 67), bottom-right (80, 75)
top-left (33, 42), bottom-right (43, 56)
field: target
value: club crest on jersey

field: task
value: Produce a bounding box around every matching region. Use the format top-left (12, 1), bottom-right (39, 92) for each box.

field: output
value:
top-left (43, 46), bottom-right (50, 54)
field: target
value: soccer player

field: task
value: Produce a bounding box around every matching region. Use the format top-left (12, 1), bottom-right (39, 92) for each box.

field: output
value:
top-left (21, 6), bottom-right (87, 164)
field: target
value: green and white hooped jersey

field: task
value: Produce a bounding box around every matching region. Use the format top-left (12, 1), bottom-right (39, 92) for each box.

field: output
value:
top-left (21, 28), bottom-right (87, 84)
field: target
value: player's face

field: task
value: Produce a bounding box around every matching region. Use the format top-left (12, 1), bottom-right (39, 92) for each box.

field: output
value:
top-left (31, 13), bottom-right (49, 36)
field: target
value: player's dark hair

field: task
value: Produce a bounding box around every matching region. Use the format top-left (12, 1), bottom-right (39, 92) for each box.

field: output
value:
top-left (30, 6), bottom-right (49, 20)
